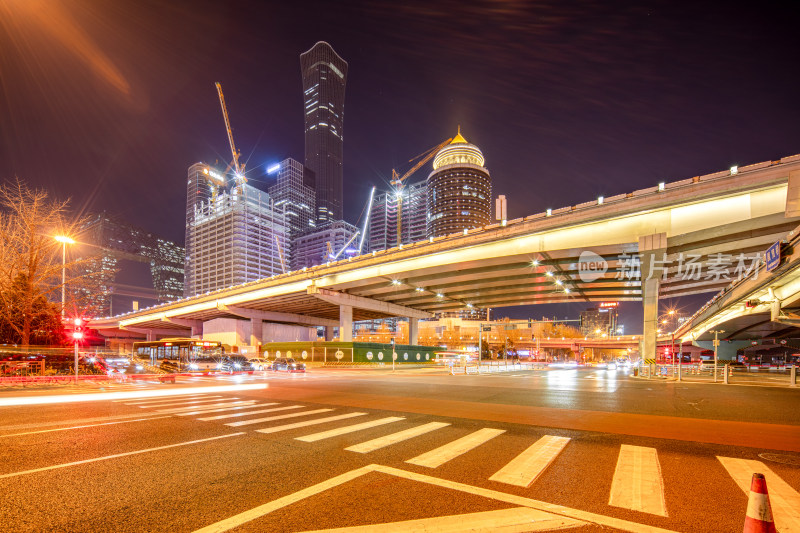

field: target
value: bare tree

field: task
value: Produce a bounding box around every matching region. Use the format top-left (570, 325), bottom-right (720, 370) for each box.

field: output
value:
top-left (0, 179), bottom-right (97, 344)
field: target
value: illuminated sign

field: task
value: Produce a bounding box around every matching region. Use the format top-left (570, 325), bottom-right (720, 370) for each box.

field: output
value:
top-left (267, 163), bottom-right (281, 174)
top-left (599, 302), bottom-right (618, 309)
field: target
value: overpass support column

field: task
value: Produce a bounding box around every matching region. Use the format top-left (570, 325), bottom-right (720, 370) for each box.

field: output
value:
top-left (324, 326), bottom-right (335, 341)
top-left (250, 318), bottom-right (263, 347)
top-left (146, 330), bottom-right (156, 342)
top-left (339, 305), bottom-right (353, 342)
top-left (191, 323), bottom-right (203, 338)
top-left (639, 233), bottom-right (667, 362)
top-left (408, 318), bottom-right (419, 345)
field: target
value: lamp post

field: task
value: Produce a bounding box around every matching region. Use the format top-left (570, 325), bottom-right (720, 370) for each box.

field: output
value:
top-left (54, 235), bottom-right (75, 319)
top-left (711, 329), bottom-right (725, 383)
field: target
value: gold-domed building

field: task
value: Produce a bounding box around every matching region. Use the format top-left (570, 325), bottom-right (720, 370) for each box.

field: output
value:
top-left (426, 128), bottom-right (492, 238)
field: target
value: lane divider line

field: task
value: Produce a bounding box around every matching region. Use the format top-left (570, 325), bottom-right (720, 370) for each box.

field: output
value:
top-left (0, 416), bottom-right (171, 438)
top-left (226, 409), bottom-right (334, 427)
top-left (120, 394), bottom-right (220, 405)
top-left (609, 445), bottom-right (668, 516)
top-left (718, 456), bottom-right (800, 532)
top-left (406, 428), bottom-right (506, 468)
top-left (296, 417), bottom-right (405, 443)
top-left (345, 422), bottom-right (450, 454)
top-left (489, 435), bottom-right (570, 488)
top-left (0, 433), bottom-right (245, 479)
top-left (255, 413), bottom-right (366, 434)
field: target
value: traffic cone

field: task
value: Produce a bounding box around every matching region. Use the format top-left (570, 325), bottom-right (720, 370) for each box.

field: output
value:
top-left (743, 473), bottom-right (776, 533)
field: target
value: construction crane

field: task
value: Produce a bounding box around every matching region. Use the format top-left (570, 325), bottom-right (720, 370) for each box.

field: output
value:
top-left (390, 137), bottom-right (452, 246)
top-left (214, 82), bottom-right (246, 186)
top-left (275, 235), bottom-right (286, 274)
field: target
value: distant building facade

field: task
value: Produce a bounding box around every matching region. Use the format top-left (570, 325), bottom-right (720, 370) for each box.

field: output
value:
top-left (186, 184), bottom-right (288, 296)
top-left (427, 129), bottom-right (492, 238)
top-left (185, 162), bottom-right (226, 297)
top-left (300, 41), bottom-right (348, 226)
top-left (293, 220), bottom-right (359, 270)
top-left (369, 181), bottom-right (428, 251)
top-left (268, 158), bottom-right (316, 267)
top-left (580, 303), bottom-right (619, 337)
top-left (78, 212), bottom-right (184, 316)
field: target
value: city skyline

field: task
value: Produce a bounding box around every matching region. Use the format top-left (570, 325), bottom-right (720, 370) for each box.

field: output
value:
top-left (2, 1), bottom-right (799, 328)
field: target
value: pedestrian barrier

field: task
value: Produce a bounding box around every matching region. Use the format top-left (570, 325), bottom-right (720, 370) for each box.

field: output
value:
top-left (743, 473), bottom-right (776, 533)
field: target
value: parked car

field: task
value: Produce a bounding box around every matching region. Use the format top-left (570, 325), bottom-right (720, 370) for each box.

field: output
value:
top-left (248, 358), bottom-right (270, 371)
top-left (271, 357), bottom-right (306, 373)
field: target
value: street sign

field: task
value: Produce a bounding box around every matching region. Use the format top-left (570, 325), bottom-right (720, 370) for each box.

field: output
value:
top-left (766, 241), bottom-right (781, 272)
top-left (481, 325), bottom-right (492, 332)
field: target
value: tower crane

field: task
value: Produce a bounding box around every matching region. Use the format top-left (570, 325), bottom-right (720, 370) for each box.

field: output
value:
top-left (214, 82), bottom-right (246, 187)
top-left (390, 137), bottom-right (452, 246)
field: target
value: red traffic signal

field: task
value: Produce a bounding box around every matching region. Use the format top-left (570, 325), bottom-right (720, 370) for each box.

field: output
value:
top-left (71, 317), bottom-right (87, 341)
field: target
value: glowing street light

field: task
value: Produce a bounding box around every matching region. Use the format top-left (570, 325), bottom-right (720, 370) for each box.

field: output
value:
top-left (54, 235), bottom-right (75, 319)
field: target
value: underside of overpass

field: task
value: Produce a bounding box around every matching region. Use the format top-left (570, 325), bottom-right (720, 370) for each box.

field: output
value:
top-left (91, 155), bottom-right (800, 355)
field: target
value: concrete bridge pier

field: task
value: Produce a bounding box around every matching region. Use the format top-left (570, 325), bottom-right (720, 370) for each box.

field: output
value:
top-left (324, 326), bottom-right (335, 341)
top-left (640, 233), bottom-right (667, 361)
top-left (408, 317), bottom-right (419, 345)
top-left (250, 318), bottom-right (263, 347)
top-left (339, 305), bottom-right (353, 342)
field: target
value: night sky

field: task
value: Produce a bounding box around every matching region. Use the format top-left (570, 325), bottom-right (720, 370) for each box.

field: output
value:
top-left (1, 0), bottom-right (799, 330)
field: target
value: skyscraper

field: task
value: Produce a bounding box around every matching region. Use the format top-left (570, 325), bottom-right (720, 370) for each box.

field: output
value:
top-left (427, 129), bottom-right (492, 238)
top-left (185, 162), bottom-right (225, 297)
top-left (369, 181), bottom-right (428, 251)
top-left (268, 158), bottom-right (316, 267)
top-left (300, 41), bottom-right (348, 226)
top-left (186, 183), bottom-right (288, 296)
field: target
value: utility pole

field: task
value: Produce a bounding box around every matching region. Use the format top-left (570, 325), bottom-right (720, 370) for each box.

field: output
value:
top-left (711, 330), bottom-right (725, 383)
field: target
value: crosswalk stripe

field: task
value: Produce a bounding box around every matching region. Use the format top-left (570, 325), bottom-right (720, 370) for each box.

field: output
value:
top-left (488, 435), bottom-right (570, 488)
top-left (295, 417), bottom-right (405, 443)
top-left (226, 408), bottom-right (334, 427)
top-left (175, 403), bottom-right (280, 416)
top-left (121, 395), bottom-right (219, 405)
top-left (135, 397), bottom-right (232, 408)
top-left (346, 422), bottom-right (451, 454)
top-left (198, 405), bottom-right (304, 421)
top-left (255, 413), bottom-right (366, 434)
top-left (718, 456), bottom-right (800, 532)
top-left (155, 401), bottom-right (256, 414)
top-left (406, 428), bottom-right (506, 468)
top-left (609, 445), bottom-right (667, 516)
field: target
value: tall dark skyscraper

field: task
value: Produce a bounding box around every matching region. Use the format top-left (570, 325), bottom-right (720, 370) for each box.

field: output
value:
top-left (300, 41), bottom-right (348, 226)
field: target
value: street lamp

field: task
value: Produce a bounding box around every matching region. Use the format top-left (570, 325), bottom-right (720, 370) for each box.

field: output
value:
top-left (710, 329), bottom-right (725, 383)
top-left (54, 235), bottom-right (75, 319)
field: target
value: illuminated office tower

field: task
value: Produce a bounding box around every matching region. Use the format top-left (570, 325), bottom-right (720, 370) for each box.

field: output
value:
top-left (293, 220), bottom-right (359, 270)
top-left (300, 41), bottom-right (348, 225)
top-left (268, 158), bottom-right (316, 267)
top-left (427, 129), bottom-right (492, 238)
top-left (185, 162), bottom-right (225, 297)
top-left (369, 181), bottom-right (428, 251)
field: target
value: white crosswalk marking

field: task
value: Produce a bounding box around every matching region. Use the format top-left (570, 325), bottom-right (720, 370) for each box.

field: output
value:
top-left (225, 408), bottom-right (335, 427)
top-left (346, 422), bottom-right (451, 454)
top-left (718, 456), bottom-right (800, 533)
top-left (156, 401), bottom-right (256, 414)
top-left (175, 402), bottom-right (280, 416)
top-left (609, 445), bottom-right (667, 516)
top-left (255, 413), bottom-right (367, 435)
top-left (406, 428), bottom-right (506, 468)
top-left (121, 395), bottom-right (220, 405)
top-left (489, 435), bottom-right (570, 488)
top-left (198, 405), bottom-right (304, 421)
top-left (135, 397), bottom-right (232, 408)
top-left (296, 417), bottom-right (405, 443)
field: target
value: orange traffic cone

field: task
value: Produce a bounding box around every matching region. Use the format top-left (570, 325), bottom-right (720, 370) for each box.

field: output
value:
top-left (743, 473), bottom-right (777, 533)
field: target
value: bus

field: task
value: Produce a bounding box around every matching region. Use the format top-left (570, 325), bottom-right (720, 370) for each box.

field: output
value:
top-left (132, 338), bottom-right (226, 372)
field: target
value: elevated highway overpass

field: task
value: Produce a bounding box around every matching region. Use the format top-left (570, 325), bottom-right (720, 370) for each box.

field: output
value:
top-left (93, 154), bottom-right (800, 358)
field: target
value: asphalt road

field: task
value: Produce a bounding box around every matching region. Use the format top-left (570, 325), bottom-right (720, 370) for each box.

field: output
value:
top-left (0, 367), bottom-right (798, 532)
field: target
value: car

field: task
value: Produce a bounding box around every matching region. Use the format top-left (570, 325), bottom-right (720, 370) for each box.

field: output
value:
top-left (271, 357), bottom-right (306, 373)
top-left (219, 355), bottom-right (250, 372)
top-left (248, 358), bottom-right (270, 371)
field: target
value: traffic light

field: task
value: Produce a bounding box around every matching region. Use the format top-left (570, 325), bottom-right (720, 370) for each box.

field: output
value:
top-left (72, 317), bottom-right (86, 342)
